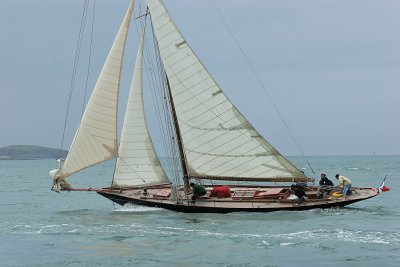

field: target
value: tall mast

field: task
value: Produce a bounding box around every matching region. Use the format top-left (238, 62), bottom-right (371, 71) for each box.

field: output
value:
top-left (166, 77), bottom-right (190, 193)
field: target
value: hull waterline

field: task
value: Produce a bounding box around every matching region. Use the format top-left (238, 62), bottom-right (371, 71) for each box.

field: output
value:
top-left (95, 186), bottom-right (380, 213)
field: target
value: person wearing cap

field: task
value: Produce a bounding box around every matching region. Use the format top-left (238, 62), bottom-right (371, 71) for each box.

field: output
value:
top-left (317, 173), bottom-right (334, 198)
top-left (335, 174), bottom-right (352, 196)
top-left (319, 174), bottom-right (334, 186)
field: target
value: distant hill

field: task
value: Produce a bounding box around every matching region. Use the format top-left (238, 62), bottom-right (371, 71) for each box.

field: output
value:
top-left (0, 145), bottom-right (68, 160)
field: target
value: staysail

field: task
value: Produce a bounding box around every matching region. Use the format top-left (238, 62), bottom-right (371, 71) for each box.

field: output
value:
top-left (112, 25), bottom-right (170, 188)
top-left (60, 0), bottom-right (135, 179)
top-left (147, 0), bottom-right (309, 182)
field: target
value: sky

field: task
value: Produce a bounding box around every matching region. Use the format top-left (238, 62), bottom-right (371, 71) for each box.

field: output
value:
top-left (0, 0), bottom-right (399, 156)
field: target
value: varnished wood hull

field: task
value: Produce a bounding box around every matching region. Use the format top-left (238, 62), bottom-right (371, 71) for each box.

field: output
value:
top-left (96, 186), bottom-right (379, 213)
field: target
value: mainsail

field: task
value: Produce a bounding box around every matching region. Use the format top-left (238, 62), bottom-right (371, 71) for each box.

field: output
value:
top-left (147, 0), bottom-right (308, 182)
top-left (112, 25), bottom-right (170, 188)
top-left (60, 0), bottom-right (135, 179)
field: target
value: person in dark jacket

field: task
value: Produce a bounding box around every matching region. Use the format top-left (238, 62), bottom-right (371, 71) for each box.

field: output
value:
top-left (319, 173), bottom-right (334, 186)
top-left (317, 173), bottom-right (334, 198)
top-left (290, 184), bottom-right (308, 201)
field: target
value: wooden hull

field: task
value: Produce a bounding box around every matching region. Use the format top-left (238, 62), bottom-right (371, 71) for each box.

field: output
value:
top-left (95, 185), bottom-right (379, 213)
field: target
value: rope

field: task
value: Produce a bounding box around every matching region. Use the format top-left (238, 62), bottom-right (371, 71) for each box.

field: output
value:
top-left (210, 0), bottom-right (316, 176)
top-left (149, 15), bottom-right (184, 185)
top-left (81, 0), bottom-right (97, 117)
top-left (58, 0), bottom-right (90, 159)
top-left (138, 6), bottom-right (184, 201)
top-left (135, 7), bottom-right (182, 185)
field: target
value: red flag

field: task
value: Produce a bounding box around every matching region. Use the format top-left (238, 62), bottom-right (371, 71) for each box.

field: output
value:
top-left (379, 182), bottom-right (390, 192)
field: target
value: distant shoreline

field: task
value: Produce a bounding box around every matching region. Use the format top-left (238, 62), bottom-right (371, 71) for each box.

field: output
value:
top-left (0, 157), bottom-right (61, 160)
top-left (0, 145), bottom-right (67, 160)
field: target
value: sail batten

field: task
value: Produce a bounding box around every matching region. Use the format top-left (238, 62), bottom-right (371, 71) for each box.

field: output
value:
top-left (147, 0), bottom-right (309, 181)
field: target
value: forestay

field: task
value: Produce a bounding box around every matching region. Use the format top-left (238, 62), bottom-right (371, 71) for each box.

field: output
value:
top-left (60, 0), bottom-right (135, 179)
top-left (112, 25), bottom-right (170, 188)
top-left (147, 0), bottom-right (308, 181)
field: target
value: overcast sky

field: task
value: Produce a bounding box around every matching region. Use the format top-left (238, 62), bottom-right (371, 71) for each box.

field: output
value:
top-left (0, 0), bottom-right (399, 156)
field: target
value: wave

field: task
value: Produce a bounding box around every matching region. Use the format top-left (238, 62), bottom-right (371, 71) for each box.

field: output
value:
top-left (310, 205), bottom-right (396, 216)
top-left (271, 228), bottom-right (400, 245)
top-left (113, 203), bottom-right (163, 212)
top-left (3, 219), bottom-right (400, 246)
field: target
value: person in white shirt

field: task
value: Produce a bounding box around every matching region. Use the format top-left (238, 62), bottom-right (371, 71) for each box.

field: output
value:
top-left (335, 174), bottom-right (352, 196)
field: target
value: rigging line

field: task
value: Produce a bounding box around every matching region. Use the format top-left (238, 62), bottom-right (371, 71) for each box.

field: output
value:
top-left (134, 5), bottom-right (175, 166)
top-left (136, 10), bottom-right (181, 188)
top-left (140, 13), bottom-right (177, 178)
top-left (162, 79), bottom-right (186, 183)
top-left (145, 32), bottom-right (176, 171)
top-left (150, 48), bottom-right (188, 186)
top-left (159, 72), bottom-right (183, 179)
top-left (81, 0), bottom-right (97, 117)
top-left (58, 0), bottom-right (90, 159)
top-left (139, 7), bottom-right (177, 168)
top-left (150, 43), bottom-right (184, 188)
top-left (135, 12), bottom-right (175, 181)
top-left (149, 17), bottom-right (183, 185)
top-left (380, 175), bottom-right (387, 185)
top-left (116, 157), bottom-right (147, 184)
top-left (210, 0), bottom-right (316, 176)
top-left (113, 18), bottom-right (158, 187)
top-left (159, 73), bottom-right (183, 185)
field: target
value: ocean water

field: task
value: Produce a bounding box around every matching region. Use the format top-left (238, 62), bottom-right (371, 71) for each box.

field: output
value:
top-left (0, 156), bottom-right (399, 267)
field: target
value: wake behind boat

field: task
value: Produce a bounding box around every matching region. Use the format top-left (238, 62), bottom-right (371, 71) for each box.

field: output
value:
top-left (49, 0), bottom-right (380, 213)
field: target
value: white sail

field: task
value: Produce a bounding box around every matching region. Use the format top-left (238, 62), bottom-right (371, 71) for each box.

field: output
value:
top-left (60, 0), bottom-right (135, 179)
top-left (147, 0), bottom-right (307, 181)
top-left (112, 26), bottom-right (170, 188)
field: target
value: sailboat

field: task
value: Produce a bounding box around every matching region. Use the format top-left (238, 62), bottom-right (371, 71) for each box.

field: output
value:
top-left (49, 0), bottom-right (379, 213)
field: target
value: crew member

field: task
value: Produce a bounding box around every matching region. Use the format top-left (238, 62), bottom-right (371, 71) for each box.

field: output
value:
top-left (317, 173), bottom-right (334, 198)
top-left (190, 182), bottom-right (207, 202)
top-left (335, 174), bottom-right (352, 196)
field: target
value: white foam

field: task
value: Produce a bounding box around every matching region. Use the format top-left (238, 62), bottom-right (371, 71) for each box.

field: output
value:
top-left (261, 240), bottom-right (270, 246)
top-left (271, 229), bottom-right (400, 244)
top-left (280, 242), bottom-right (295, 246)
top-left (113, 204), bottom-right (162, 212)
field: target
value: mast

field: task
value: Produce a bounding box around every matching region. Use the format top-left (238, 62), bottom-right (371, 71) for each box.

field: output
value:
top-left (166, 77), bottom-right (190, 193)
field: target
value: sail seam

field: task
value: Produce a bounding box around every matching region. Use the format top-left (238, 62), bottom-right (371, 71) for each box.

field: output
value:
top-left (147, 0), bottom-right (307, 180)
top-left (85, 107), bottom-right (117, 117)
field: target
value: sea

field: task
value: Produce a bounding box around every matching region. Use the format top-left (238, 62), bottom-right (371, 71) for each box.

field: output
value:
top-left (0, 156), bottom-right (399, 267)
